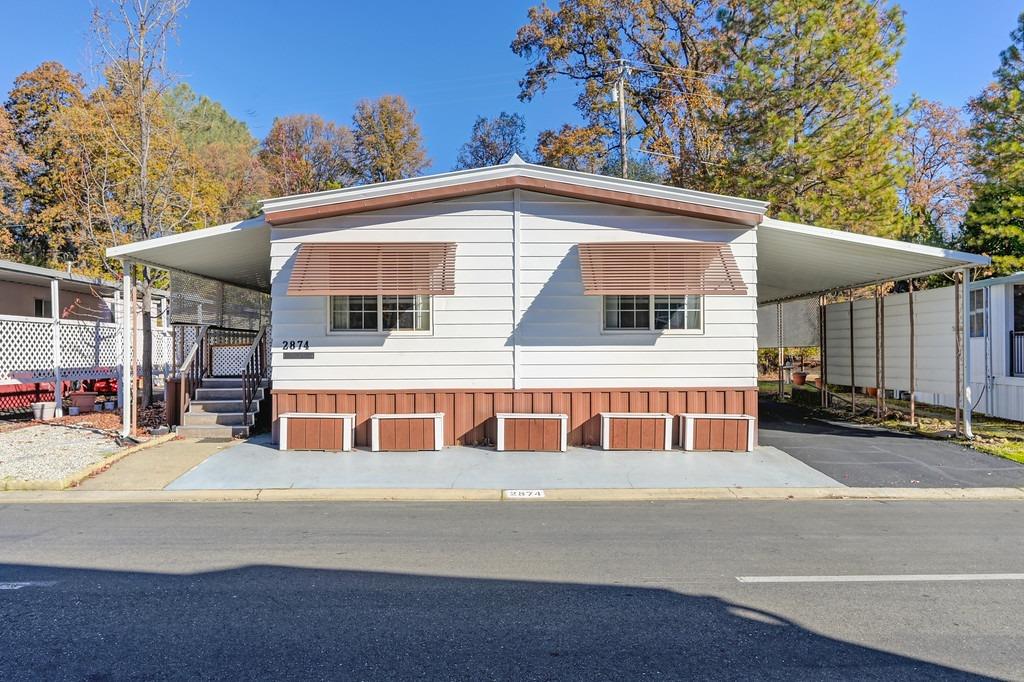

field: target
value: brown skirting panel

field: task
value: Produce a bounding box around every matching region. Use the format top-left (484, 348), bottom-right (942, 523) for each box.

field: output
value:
top-left (272, 387), bottom-right (757, 449)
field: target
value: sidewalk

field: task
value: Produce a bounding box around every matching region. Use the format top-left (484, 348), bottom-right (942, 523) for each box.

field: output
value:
top-left (75, 438), bottom-right (239, 491)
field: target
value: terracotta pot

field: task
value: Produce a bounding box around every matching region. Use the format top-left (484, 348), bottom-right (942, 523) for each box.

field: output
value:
top-left (69, 391), bottom-right (98, 413)
top-left (792, 372), bottom-right (808, 386)
top-left (865, 387), bottom-right (878, 397)
top-left (813, 377), bottom-right (823, 389)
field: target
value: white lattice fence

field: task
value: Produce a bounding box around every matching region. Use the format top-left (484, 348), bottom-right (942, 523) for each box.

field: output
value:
top-left (0, 314), bottom-right (174, 385)
top-left (0, 316), bottom-right (56, 383)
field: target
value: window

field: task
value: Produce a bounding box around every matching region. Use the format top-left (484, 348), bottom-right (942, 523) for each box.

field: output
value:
top-left (654, 295), bottom-right (702, 330)
top-left (969, 288), bottom-right (986, 338)
top-left (330, 295), bottom-right (430, 333)
top-left (604, 295), bottom-right (650, 330)
top-left (33, 298), bottom-right (51, 318)
top-left (603, 295), bottom-right (702, 332)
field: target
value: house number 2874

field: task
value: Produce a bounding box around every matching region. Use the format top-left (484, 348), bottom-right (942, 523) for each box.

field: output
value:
top-left (282, 340), bottom-right (310, 350)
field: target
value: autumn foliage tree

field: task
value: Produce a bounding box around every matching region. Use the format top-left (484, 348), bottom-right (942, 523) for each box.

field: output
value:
top-left (351, 95), bottom-right (429, 183)
top-left (899, 98), bottom-right (975, 245)
top-left (259, 113), bottom-right (354, 196)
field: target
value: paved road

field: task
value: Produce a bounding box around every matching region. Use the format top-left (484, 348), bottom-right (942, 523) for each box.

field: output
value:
top-left (759, 399), bottom-right (1024, 487)
top-left (2, 501), bottom-right (1022, 680)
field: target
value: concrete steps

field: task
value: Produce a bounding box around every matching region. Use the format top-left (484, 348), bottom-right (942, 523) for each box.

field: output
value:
top-left (176, 377), bottom-right (268, 440)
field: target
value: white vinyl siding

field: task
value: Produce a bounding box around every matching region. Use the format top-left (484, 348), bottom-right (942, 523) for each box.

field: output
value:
top-left (514, 191), bottom-right (757, 388)
top-left (269, 189), bottom-right (758, 390)
top-left (270, 193), bottom-right (515, 390)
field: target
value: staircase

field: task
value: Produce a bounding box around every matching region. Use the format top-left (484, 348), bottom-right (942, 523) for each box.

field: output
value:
top-left (174, 325), bottom-right (270, 440)
top-left (176, 376), bottom-right (268, 439)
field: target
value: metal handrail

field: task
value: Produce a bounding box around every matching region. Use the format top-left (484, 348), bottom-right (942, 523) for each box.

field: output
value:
top-left (178, 325), bottom-right (210, 420)
top-left (240, 326), bottom-right (269, 426)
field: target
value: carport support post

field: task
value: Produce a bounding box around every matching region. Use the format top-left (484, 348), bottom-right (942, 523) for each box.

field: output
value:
top-left (848, 290), bottom-right (855, 417)
top-left (777, 301), bottom-right (784, 400)
top-left (874, 287), bottom-right (881, 419)
top-left (50, 278), bottom-right (63, 418)
top-left (120, 265), bottom-right (134, 437)
top-left (908, 278), bottom-right (916, 426)
top-left (960, 268), bottom-right (974, 439)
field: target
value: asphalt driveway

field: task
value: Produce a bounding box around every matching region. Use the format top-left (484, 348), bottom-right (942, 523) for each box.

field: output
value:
top-left (759, 399), bottom-right (1024, 487)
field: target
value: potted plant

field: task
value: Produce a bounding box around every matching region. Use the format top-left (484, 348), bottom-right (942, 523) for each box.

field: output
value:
top-left (865, 387), bottom-right (878, 397)
top-left (792, 371), bottom-right (808, 386)
top-left (69, 391), bottom-right (98, 413)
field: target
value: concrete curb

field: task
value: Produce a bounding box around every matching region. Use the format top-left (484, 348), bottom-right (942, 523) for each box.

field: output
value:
top-left (1, 433), bottom-right (179, 491)
top-left (1, 486), bottom-right (1024, 504)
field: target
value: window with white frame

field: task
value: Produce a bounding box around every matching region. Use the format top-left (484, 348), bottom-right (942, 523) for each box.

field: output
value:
top-left (330, 295), bottom-right (431, 332)
top-left (603, 295), bottom-right (702, 331)
top-left (33, 298), bottom-right (51, 318)
top-left (969, 288), bottom-right (986, 338)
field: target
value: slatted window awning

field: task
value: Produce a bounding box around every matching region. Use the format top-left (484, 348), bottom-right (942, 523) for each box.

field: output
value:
top-left (577, 242), bottom-right (747, 296)
top-left (287, 242), bottom-right (457, 296)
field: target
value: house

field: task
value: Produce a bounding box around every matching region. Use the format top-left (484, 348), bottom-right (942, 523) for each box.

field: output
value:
top-left (106, 157), bottom-right (989, 445)
top-left (0, 258), bottom-right (172, 417)
top-left (0, 259), bottom-right (117, 321)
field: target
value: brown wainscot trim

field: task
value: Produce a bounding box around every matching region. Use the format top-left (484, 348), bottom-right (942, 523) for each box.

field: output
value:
top-left (271, 388), bottom-right (758, 449)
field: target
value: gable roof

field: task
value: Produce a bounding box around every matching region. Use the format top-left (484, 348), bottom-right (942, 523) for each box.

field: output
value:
top-left (260, 156), bottom-right (769, 227)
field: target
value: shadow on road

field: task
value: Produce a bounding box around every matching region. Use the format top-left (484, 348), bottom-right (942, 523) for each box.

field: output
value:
top-left (0, 563), bottom-right (990, 680)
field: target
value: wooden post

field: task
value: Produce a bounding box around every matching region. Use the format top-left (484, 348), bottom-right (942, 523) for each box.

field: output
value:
top-left (849, 290), bottom-right (856, 417)
top-left (50, 278), bottom-right (63, 418)
top-left (908, 278), bottom-right (916, 427)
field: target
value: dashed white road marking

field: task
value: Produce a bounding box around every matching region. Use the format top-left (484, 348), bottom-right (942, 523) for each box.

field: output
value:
top-left (0, 581), bottom-right (57, 590)
top-left (737, 573), bottom-right (1024, 584)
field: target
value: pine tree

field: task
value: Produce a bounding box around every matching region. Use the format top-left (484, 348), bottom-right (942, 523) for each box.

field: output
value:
top-left (960, 13), bottom-right (1024, 274)
top-left (715, 0), bottom-right (906, 235)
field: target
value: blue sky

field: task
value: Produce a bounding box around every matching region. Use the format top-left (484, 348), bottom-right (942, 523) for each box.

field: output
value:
top-left (1, 0), bottom-right (1020, 172)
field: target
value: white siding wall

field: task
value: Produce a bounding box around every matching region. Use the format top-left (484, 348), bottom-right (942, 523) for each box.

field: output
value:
top-left (270, 193), bottom-right (515, 390)
top-left (269, 189), bottom-right (758, 391)
top-left (515, 192), bottom-right (757, 388)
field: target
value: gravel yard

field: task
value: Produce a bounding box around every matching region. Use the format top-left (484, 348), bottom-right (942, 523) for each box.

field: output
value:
top-left (0, 424), bottom-right (121, 484)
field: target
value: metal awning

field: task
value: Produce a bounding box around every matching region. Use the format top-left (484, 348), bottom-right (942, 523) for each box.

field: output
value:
top-left (287, 242), bottom-right (457, 296)
top-left (577, 242), bottom-right (747, 296)
top-left (106, 217), bottom-right (271, 292)
top-left (756, 218), bottom-right (990, 304)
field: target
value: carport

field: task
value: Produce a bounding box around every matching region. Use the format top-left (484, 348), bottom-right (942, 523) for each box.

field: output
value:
top-left (755, 217), bottom-right (990, 436)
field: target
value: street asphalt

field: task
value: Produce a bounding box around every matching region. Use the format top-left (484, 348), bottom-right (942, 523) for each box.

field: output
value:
top-left (759, 400), bottom-right (1024, 487)
top-left (2, 500), bottom-right (1022, 680)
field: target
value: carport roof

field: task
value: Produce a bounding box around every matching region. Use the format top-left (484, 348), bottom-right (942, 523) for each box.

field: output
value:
top-left (756, 218), bottom-right (989, 304)
top-left (105, 165), bottom-right (990, 299)
top-left (106, 217), bottom-right (271, 292)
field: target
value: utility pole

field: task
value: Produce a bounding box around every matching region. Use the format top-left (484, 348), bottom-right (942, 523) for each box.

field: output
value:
top-left (617, 59), bottom-right (628, 179)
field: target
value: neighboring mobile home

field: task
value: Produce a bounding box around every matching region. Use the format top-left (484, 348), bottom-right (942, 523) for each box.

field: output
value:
top-left (107, 157), bottom-right (989, 446)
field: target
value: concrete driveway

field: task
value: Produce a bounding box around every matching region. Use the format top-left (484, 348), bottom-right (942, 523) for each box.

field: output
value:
top-left (759, 400), bottom-right (1024, 487)
top-left (165, 434), bottom-right (842, 491)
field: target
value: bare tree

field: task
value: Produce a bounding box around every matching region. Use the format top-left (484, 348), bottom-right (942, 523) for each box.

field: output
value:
top-left (79, 0), bottom-right (195, 408)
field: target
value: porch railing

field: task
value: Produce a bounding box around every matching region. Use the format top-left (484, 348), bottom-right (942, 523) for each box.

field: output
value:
top-left (178, 325), bottom-right (210, 420)
top-left (240, 326), bottom-right (270, 425)
top-left (1010, 331), bottom-right (1024, 377)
